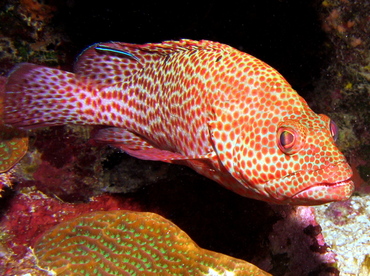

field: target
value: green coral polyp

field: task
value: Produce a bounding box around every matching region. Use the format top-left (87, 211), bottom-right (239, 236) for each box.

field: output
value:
top-left (34, 210), bottom-right (271, 275)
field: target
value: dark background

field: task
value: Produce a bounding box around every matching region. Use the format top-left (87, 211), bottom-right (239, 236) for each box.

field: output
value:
top-left (56, 0), bottom-right (327, 99)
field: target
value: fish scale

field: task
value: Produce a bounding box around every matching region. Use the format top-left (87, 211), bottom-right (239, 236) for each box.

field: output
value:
top-left (4, 39), bottom-right (354, 205)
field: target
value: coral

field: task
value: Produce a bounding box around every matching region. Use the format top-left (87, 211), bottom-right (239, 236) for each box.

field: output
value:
top-left (313, 0), bottom-right (370, 189)
top-left (321, 0), bottom-right (368, 50)
top-left (0, 76), bottom-right (28, 174)
top-left (11, 125), bottom-right (109, 202)
top-left (268, 205), bottom-right (338, 276)
top-left (18, 0), bottom-right (56, 32)
top-left (13, 125), bottom-right (193, 201)
top-left (1, 0), bottom-right (57, 42)
top-left (0, 75), bottom-right (28, 195)
top-left (311, 3), bottom-right (370, 273)
top-left (34, 210), bottom-right (271, 276)
top-left (0, 187), bottom-right (142, 275)
top-left (0, 247), bottom-right (53, 276)
top-left (359, 255), bottom-right (370, 276)
top-left (0, 171), bottom-right (12, 196)
top-left (314, 193), bottom-right (370, 275)
top-left (0, 0), bottom-right (73, 76)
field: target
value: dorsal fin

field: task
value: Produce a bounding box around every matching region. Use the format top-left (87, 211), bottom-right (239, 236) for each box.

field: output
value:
top-left (129, 39), bottom-right (230, 56)
top-left (73, 42), bottom-right (144, 87)
top-left (73, 40), bottom-right (230, 87)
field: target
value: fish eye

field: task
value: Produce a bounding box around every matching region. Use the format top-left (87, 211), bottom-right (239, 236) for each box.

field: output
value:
top-left (329, 119), bottom-right (339, 142)
top-left (277, 127), bottom-right (301, 155)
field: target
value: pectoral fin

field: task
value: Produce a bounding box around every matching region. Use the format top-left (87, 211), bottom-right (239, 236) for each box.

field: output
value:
top-left (95, 128), bottom-right (214, 162)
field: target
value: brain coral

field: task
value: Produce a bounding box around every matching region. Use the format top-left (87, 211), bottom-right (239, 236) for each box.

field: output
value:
top-left (34, 210), bottom-right (270, 275)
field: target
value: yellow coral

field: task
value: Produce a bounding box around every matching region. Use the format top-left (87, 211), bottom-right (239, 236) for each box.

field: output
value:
top-left (35, 210), bottom-right (271, 276)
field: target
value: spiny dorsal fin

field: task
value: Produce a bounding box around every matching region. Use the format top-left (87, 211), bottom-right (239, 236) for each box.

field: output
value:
top-left (73, 40), bottom-right (232, 87)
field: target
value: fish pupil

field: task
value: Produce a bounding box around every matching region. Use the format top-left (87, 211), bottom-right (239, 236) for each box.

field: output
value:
top-left (280, 130), bottom-right (295, 149)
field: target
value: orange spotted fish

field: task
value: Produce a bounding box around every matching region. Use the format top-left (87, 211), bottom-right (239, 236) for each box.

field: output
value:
top-left (4, 39), bottom-right (354, 205)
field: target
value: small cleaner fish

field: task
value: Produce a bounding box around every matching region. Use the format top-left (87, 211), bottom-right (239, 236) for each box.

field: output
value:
top-left (3, 39), bottom-right (354, 205)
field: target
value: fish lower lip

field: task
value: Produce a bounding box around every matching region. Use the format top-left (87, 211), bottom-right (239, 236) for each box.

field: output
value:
top-left (291, 178), bottom-right (354, 204)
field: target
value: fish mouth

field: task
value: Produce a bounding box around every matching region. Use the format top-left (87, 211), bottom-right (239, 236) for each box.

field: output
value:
top-left (291, 177), bottom-right (354, 205)
top-left (271, 160), bottom-right (355, 205)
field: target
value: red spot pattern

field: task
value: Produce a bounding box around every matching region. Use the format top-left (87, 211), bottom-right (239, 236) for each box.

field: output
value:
top-left (3, 40), bottom-right (354, 205)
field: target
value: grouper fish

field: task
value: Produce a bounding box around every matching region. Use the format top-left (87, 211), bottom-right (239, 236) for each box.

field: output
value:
top-left (3, 39), bottom-right (354, 205)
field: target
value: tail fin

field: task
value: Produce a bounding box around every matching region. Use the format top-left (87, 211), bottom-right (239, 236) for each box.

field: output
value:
top-left (4, 63), bottom-right (92, 129)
